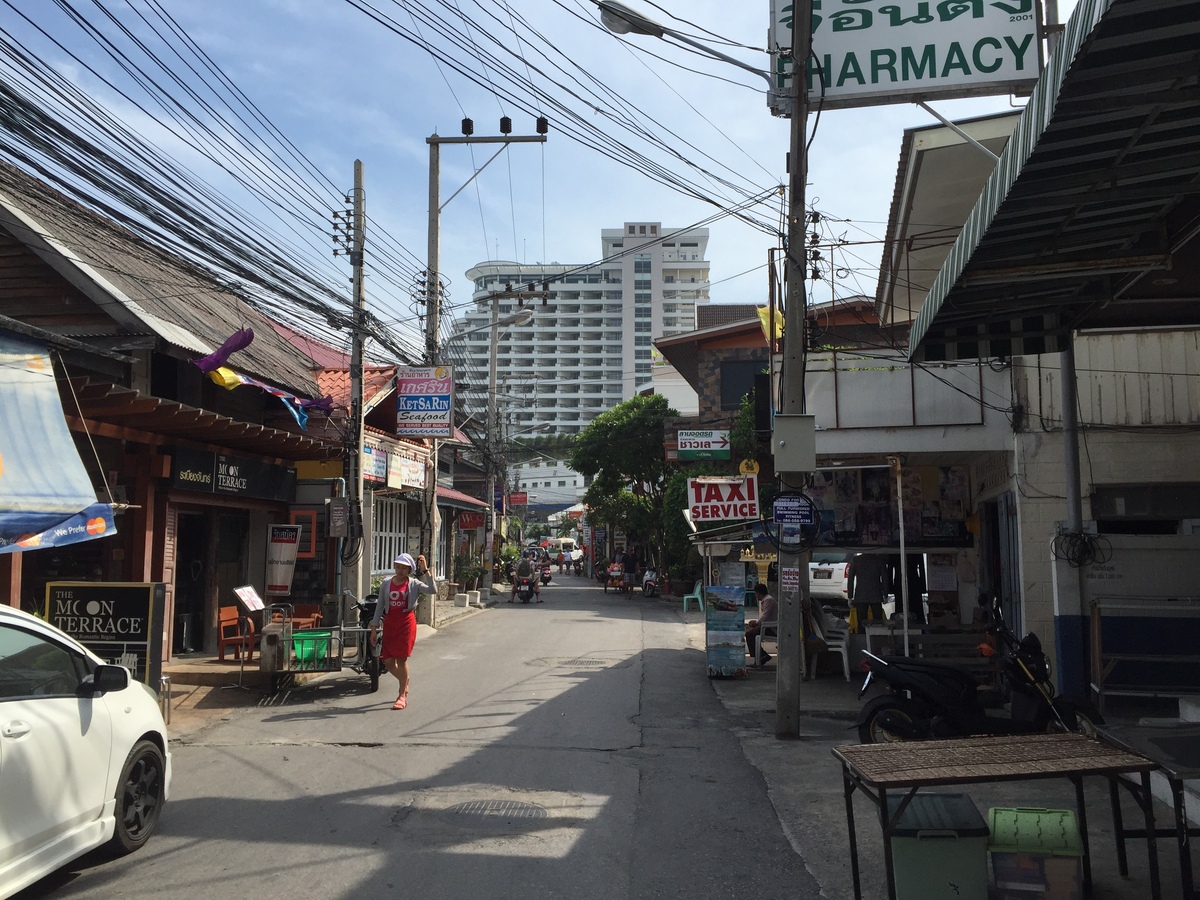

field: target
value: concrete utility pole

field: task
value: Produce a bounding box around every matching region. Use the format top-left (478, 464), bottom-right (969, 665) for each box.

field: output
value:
top-left (347, 160), bottom-right (367, 603)
top-left (774, 0), bottom-right (816, 738)
top-left (420, 122), bottom-right (547, 618)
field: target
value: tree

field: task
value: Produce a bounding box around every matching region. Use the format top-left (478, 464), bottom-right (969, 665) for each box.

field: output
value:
top-left (570, 394), bottom-right (677, 562)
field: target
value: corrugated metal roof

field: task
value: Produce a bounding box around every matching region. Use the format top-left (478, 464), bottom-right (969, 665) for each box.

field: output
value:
top-left (0, 161), bottom-right (322, 396)
top-left (908, 0), bottom-right (1200, 362)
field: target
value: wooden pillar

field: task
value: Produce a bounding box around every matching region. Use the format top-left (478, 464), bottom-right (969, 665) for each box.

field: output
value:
top-left (128, 446), bottom-right (163, 582)
top-left (0, 552), bottom-right (22, 608)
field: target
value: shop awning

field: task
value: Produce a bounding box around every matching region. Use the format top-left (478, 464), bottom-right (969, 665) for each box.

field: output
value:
top-left (908, 0), bottom-right (1200, 362)
top-left (436, 486), bottom-right (489, 511)
top-left (0, 332), bottom-right (115, 552)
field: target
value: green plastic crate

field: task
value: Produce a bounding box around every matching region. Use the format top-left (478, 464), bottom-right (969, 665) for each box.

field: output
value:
top-left (988, 808), bottom-right (1083, 900)
top-left (886, 793), bottom-right (989, 900)
top-left (293, 630), bottom-right (332, 669)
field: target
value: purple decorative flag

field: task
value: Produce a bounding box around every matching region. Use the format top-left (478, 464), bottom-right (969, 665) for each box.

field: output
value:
top-left (299, 396), bottom-right (334, 414)
top-left (193, 327), bottom-right (254, 373)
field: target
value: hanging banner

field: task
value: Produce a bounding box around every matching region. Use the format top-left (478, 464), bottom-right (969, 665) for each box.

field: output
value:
top-left (395, 366), bottom-right (454, 438)
top-left (768, 0), bottom-right (1042, 113)
top-left (265, 524), bottom-right (302, 595)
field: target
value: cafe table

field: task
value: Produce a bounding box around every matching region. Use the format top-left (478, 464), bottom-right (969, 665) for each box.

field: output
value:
top-left (833, 732), bottom-right (1161, 900)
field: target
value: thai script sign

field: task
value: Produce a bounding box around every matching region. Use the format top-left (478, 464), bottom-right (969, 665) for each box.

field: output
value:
top-left (677, 429), bottom-right (731, 461)
top-left (687, 475), bottom-right (759, 522)
top-left (46, 582), bottom-right (165, 686)
top-left (265, 524), bottom-right (302, 595)
top-left (363, 444), bottom-right (387, 483)
top-left (396, 366), bottom-right (454, 438)
top-left (172, 447), bottom-right (295, 502)
top-left (387, 452), bottom-right (426, 490)
top-left (769, 0), bottom-right (1041, 112)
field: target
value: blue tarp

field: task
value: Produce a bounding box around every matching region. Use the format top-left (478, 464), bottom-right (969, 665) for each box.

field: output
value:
top-left (0, 332), bottom-right (117, 553)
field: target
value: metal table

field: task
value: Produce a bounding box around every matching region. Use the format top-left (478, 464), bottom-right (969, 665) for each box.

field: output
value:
top-left (833, 732), bottom-right (1161, 900)
top-left (1099, 722), bottom-right (1200, 900)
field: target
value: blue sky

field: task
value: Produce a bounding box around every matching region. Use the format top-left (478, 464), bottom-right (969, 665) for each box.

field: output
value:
top-left (2, 0), bottom-right (1078, 362)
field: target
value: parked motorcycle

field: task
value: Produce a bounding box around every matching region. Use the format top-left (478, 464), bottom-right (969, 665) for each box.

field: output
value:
top-left (343, 590), bottom-right (381, 692)
top-left (856, 601), bottom-right (1101, 743)
top-left (513, 576), bottom-right (537, 604)
top-left (641, 566), bottom-right (658, 598)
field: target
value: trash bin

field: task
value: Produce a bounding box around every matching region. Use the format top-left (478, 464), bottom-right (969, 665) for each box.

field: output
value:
top-left (988, 808), bottom-right (1083, 900)
top-left (886, 792), bottom-right (989, 900)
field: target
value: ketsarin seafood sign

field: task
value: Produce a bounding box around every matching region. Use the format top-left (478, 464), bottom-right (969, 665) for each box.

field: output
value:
top-left (769, 0), bottom-right (1042, 111)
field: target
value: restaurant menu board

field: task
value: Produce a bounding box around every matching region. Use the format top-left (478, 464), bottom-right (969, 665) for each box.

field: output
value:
top-left (45, 582), bottom-right (165, 686)
top-left (705, 585), bottom-right (747, 677)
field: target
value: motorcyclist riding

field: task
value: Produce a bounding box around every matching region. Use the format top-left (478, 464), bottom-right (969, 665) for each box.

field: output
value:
top-left (511, 550), bottom-right (542, 603)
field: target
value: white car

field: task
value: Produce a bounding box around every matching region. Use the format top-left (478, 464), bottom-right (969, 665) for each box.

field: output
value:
top-left (0, 605), bottom-right (171, 898)
top-left (808, 551), bottom-right (854, 603)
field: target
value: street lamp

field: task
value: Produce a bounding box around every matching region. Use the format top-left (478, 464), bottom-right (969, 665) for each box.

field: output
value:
top-left (597, 0), bottom-right (813, 736)
top-left (597, 1), bottom-right (779, 109)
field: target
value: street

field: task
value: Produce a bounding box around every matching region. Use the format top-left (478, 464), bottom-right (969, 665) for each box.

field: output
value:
top-left (17, 579), bottom-right (819, 899)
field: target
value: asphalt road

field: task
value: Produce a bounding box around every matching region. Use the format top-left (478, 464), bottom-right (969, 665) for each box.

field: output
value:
top-left (18, 579), bottom-right (820, 900)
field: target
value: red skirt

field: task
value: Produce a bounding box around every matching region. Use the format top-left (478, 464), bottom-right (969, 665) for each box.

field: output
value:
top-left (380, 609), bottom-right (416, 660)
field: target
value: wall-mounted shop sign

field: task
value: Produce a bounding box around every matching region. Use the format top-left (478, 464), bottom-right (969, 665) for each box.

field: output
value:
top-left (387, 452), bottom-right (426, 490)
top-left (45, 581), bottom-right (165, 686)
top-left (363, 444), bottom-right (387, 484)
top-left (677, 429), bottom-right (731, 461)
top-left (171, 447), bottom-right (295, 503)
top-left (687, 475), bottom-right (760, 522)
top-left (768, 0), bottom-right (1042, 112)
top-left (395, 366), bottom-right (454, 438)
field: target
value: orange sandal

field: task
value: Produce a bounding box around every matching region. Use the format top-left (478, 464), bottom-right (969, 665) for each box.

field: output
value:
top-left (392, 696), bottom-right (407, 710)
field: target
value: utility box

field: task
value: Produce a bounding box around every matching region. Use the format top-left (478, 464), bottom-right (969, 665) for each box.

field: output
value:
top-left (988, 808), bottom-right (1083, 900)
top-left (886, 792), bottom-right (989, 900)
top-left (770, 413), bottom-right (816, 472)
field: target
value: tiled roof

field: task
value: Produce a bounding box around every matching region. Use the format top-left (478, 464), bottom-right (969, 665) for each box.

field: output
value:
top-left (316, 366), bottom-right (396, 414)
top-left (0, 161), bottom-right (321, 397)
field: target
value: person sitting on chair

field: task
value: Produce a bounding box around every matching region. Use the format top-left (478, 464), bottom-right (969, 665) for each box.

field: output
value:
top-left (745, 583), bottom-right (777, 665)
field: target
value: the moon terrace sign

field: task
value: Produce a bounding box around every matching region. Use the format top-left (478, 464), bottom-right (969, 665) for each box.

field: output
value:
top-left (677, 430), bottom-right (731, 461)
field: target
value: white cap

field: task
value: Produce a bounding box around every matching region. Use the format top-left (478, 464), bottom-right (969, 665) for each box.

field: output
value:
top-left (394, 553), bottom-right (416, 569)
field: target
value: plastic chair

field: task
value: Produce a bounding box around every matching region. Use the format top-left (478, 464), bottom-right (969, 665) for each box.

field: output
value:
top-left (753, 622), bottom-right (778, 666)
top-left (809, 604), bottom-right (851, 681)
top-left (681, 582), bottom-right (704, 613)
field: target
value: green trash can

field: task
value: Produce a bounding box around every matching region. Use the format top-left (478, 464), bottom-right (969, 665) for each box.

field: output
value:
top-left (292, 630), bottom-right (331, 670)
top-left (988, 808), bottom-right (1083, 900)
top-left (886, 792), bottom-right (990, 900)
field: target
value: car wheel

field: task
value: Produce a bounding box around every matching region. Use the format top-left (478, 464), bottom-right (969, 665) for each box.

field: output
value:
top-left (109, 740), bottom-right (166, 855)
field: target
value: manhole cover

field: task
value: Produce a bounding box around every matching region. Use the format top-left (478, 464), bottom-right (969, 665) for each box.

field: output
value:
top-left (528, 656), bottom-right (617, 668)
top-left (443, 799), bottom-right (549, 829)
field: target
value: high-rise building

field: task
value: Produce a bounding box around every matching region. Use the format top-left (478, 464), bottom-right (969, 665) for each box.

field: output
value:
top-left (448, 222), bottom-right (710, 439)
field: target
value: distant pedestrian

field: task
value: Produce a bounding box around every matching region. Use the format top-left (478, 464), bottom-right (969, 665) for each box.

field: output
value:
top-left (369, 553), bottom-right (437, 710)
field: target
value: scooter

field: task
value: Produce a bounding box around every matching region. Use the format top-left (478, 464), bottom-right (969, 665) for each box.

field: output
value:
top-left (540, 565), bottom-right (552, 585)
top-left (514, 576), bottom-right (537, 603)
top-left (342, 590), bottom-right (381, 692)
top-left (856, 600), bottom-right (1101, 743)
top-left (573, 558), bottom-right (583, 576)
top-left (641, 566), bottom-right (658, 597)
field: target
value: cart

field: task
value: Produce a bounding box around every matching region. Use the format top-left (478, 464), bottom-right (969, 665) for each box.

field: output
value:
top-left (602, 563), bottom-right (624, 593)
top-left (263, 602), bottom-right (381, 694)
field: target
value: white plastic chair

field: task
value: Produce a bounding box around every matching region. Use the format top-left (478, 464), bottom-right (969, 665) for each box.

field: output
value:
top-left (809, 604), bottom-right (851, 681)
top-left (753, 622), bottom-right (778, 666)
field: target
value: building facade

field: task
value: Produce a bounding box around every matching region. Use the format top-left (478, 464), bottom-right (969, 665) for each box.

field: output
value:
top-left (453, 222), bottom-right (710, 439)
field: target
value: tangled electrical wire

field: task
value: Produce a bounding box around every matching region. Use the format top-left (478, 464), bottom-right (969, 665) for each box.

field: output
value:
top-left (1052, 531), bottom-right (1113, 568)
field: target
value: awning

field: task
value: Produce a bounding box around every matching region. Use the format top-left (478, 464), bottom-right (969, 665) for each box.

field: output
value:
top-left (909, 0), bottom-right (1200, 362)
top-left (0, 332), bottom-right (115, 552)
top-left (436, 486), bottom-right (489, 511)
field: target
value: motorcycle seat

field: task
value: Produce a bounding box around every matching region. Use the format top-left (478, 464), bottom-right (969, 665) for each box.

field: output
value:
top-left (875, 654), bottom-right (984, 688)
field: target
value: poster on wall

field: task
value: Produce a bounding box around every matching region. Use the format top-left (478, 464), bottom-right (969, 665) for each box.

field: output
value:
top-left (265, 524), bottom-right (302, 595)
top-left (45, 582), bottom-right (165, 686)
top-left (803, 465), bottom-right (972, 549)
top-left (705, 585), bottom-right (748, 677)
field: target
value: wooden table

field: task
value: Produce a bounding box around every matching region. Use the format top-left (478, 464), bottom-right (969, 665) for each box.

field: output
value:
top-left (833, 732), bottom-right (1160, 900)
top-left (1099, 723), bottom-right (1200, 899)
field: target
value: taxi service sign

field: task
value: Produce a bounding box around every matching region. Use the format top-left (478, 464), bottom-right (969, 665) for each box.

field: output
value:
top-left (678, 429), bottom-right (731, 461)
top-left (687, 475), bottom-right (759, 522)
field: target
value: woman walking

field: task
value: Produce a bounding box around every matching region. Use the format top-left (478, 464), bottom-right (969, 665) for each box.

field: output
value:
top-left (369, 552), bottom-right (437, 709)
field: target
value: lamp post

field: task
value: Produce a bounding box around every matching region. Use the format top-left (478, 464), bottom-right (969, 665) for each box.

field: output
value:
top-left (444, 306), bottom-right (534, 596)
top-left (598, 0), bottom-right (812, 736)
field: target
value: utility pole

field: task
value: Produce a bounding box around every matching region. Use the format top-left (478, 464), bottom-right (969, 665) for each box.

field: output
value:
top-left (774, 1), bottom-right (816, 738)
top-left (345, 161), bottom-right (367, 604)
top-left (420, 119), bottom-right (547, 619)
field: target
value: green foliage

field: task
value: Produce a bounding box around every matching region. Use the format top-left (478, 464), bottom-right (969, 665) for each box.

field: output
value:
top-left (730, 391), bottom-right (758, 463)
